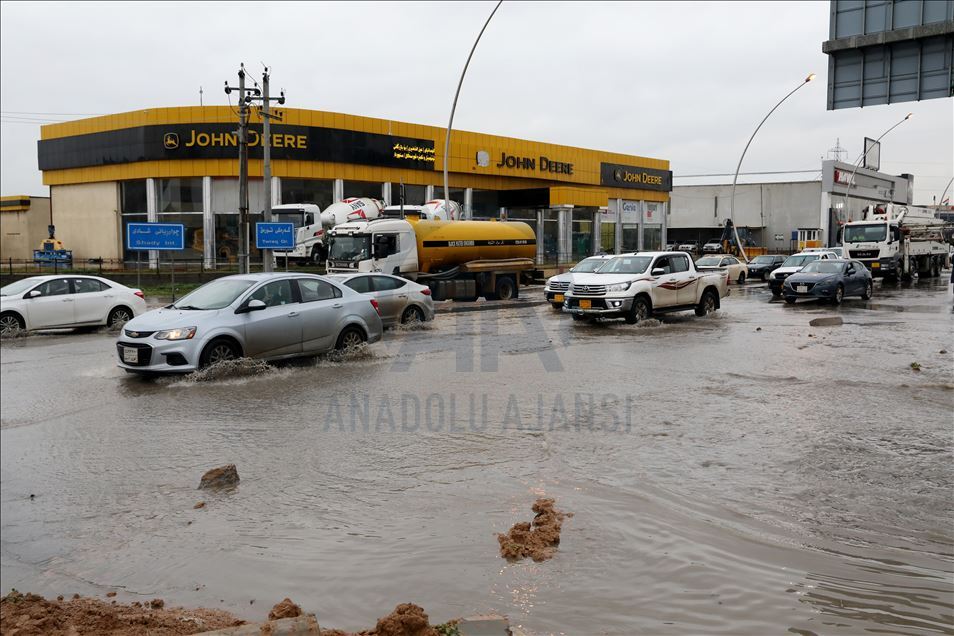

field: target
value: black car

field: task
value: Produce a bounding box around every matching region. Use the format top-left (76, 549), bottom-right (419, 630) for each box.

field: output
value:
top-left (747, 254), bottom-right (785, 281)
top-left (783, 259), bottom-right (873, 304)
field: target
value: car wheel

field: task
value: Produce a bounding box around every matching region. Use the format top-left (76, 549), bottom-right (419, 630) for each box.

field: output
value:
top-left (861, 280), bottom-right (873, 300)
top-left (550, 303), bottom-right (564, 311)
top-left (1, 312), bottom-right (25, 336)
top-left (107, 306), bottom-right (133, 327)
top-left (737, 272), bottom-right (746, 284)
top-left (199, 338), bottom-right (240, 368)
top-left (571, 313), bottom-right (588, 322)
top-left (784, 296), bottom-right (797, 304)
top-left (335, 326), bottom-right (366, 350)
top-left (401, 305), bottom-right (425, 324)
top-left (695, 289), bottom-right (718, 316)
top-left (626, 296), bottom-right (651, 324)
top-left (833, 284), bottom-right (844, 305)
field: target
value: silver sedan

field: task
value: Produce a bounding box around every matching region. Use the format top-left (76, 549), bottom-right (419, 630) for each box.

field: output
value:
top-left (327, 273), bottom-right (435, 328)
top-left (116, 273), bottom-right (383, 374)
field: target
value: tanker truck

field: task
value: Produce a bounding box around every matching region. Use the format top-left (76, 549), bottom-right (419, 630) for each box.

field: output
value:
top-left (273, 198), bottom-right (384, 265)
top-left (326, 217), bottom-right (536, 300)
top-left (841, 204), bottom-right (951, 280)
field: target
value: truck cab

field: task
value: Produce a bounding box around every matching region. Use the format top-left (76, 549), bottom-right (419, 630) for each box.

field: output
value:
top-left (326, 219), bottom-right (417, 276)
top-left (272, 203), bottom-right (324, 263)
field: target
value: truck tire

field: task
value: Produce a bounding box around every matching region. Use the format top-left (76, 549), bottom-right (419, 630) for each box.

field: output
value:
top-left (493, 276), bottom-right (516, 300)
top-left (695, 289), bottom-right (718, 316)
top-left (625, 296), bottom-right (651, 324)
top-left (311, 246), bottom-right (323, 265)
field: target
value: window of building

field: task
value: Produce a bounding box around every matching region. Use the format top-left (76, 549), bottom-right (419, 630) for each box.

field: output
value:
top-left (571, 209), bottom-right (595, 262)
top-left (600, 223), bottom-right (615, 253)
top-left (471, 189), bottom-right (500, 219)
top-left (643, 225), bottom-right (662, 251)
top-left (541, 210), bottom-right (559, 264)
top-left (120, 181), bottom-right (147, 214)
top-left (158, 178), bottom-right (203, 213)
top-left (343, 180), bottom-right (383, 200)
top-left (281, 179), bottom-right (334, 208)
top-left (389, 183), bottom-right (427, 206)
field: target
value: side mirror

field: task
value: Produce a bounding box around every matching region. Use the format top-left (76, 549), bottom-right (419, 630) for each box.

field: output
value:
top-left (236, 299), bottom-right (267, 314)
top-left (651, 268), bottom-right (665, 276)
top-left (26, 290), bottom-right (41, 299)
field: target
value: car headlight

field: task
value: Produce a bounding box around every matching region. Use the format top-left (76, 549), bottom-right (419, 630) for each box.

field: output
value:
top-left (606, 282), bottom-right (632, 293)
top-left (154, 326), bottom-right (197, 340)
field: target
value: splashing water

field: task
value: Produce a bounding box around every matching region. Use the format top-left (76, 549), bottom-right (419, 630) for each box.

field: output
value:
top-left (184, 358), bottom-right (274, 383)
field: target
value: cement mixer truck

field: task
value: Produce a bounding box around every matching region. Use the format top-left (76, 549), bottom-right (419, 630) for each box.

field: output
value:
top-left (381, 199), bottom-right (462, 221)
top-left (326, 217), bottom-right (537, 300)
top-left (841, 204), bottom-right (951, 280)
top-left (273, 198), bottom-right (384, 265)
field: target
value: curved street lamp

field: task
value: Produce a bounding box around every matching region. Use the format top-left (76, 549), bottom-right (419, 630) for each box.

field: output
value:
top-left (840, 112), bottom-right (913, 220)
top-left (729, 73), bottom-right (815, 262)
top-left (443, 1), bottom-right (503, 218)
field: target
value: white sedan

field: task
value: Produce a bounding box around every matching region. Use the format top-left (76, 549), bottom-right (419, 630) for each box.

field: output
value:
top-left (0, 275), bottom-right (146, 335)
top-left (694, 254), bottom-right (750, 283)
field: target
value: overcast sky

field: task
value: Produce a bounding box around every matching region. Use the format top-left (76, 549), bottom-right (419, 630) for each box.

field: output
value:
top-left (1, 1), bottom-right (952, 203)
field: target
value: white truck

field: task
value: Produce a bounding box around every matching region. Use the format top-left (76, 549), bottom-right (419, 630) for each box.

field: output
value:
top-left (563, 251), bottom-right (730, 324)
top-left (326, 217), bottom-right (537, 301)
top-left (272, 198), bottom-right (384, 265)
top-left (841, 204), bottom-right (951, 280)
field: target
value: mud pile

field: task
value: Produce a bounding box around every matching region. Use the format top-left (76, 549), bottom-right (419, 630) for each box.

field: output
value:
top-left (322, 603), bottom-right (440, 636)
top-left (0, 590), bottom-right (242, 635)
top-left (497, 498), bottom-right (572, 562)
top-left (267, 597), bottom-right (301, 621)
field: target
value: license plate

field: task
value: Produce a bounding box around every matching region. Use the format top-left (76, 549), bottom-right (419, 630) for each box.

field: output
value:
top-left (871, 262), bottom-right (880, 268)
top-left (579, 299), bottom-right (591, 309)
top-left (122, 347), bottom-right (138, 364)
top-left (797, 285), bottom-right (808, 293)
top-left (554, 294), bottom-right (564, 302)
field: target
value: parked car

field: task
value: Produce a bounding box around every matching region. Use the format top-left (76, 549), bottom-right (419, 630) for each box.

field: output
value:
top-left (677, 241), bottom-right (700, 255)
top-left (746, 254), bottom-right (786, 281)
top-left (803, 246), bottom-right (844, 258)
top-left (665, 242), bottom-right (677, 251)
top-left (783, 259), bottom-right (873, 304)
top-left (564, 251), bottom-right (729, 324)
top-left (327, 273), bottom-right (434, 327)
top-left (694, 254), bottom-right (749, 283)
top-left (768, 251), bottom-right (840, 298)
top-left (543, 255), bottom-right (615, 309)
top-left (702, 238), bottom-right (723, 254)
top-left (1, 275), bottom-right (145, 336)
top-left (115, 273), bottom-right (383, 374)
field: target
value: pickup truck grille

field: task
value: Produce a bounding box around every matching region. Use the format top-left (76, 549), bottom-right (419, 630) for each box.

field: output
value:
top-left (570, 284), bottom-right (606, 296)
top-left (849, 250), bottom-right (879, 259)
top-left (548, 281), bottom-right (569, 292)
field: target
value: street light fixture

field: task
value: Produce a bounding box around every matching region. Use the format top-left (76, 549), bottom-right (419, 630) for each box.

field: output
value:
top-left (840, 112), bottom-right (914, 219)
top-left (729, 72), bottom-right (815, 262)
top-left (443, 1), bottom-right (503, 218)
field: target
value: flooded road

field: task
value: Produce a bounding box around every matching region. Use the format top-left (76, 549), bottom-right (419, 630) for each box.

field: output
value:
top-left (2, 278), bottom-right (953, 634)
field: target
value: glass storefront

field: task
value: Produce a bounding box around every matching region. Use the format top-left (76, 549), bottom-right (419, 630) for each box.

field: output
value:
top-left (621, 225), bottom-right (639, 252)
top-left (643, 225), bottom-right (662, 251)
top-left (471, 189), bottom-right (500, 219)
top-left (389, 183), bottom-right (427, 206)
top-left (120, 181), bottom-right (147, 263)
top-left (600, 223), bottom-right (615, 253)
top-left (158, 178), bottom-right (203, 213)
top-left (214, 213), bottom-right (263, 265)
top-left (281, 179), bottom-right (333, 208)
top-left (159, 212), bottom-right (203, 261)
top-left (343, 180), bottom-right (383, 200)
top-left (571, 209), bottom-right (595, 262)
top-left (541, 210), bottom-right (559, 264)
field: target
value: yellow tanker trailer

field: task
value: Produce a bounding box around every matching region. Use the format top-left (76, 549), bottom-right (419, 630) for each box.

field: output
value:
top-left (326, 218), bottom-right (538, 301)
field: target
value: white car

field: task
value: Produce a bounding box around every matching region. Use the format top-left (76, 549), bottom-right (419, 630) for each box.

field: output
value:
top-left (1, 275), bottom-right (146, 335)
top-left (803, 246), bottom-right (844, 258)
top-left (695, 254), bottom-right (749, 284)
top-left (768, 251), bottom-right (840, 298)
top-left (544, 255), bottom-right (616, 309)
top-left (326, 273), bottom-right (435, 327)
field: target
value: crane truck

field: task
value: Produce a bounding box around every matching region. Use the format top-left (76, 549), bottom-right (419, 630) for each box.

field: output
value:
top-left (841, 204), bottom-right (951, 280)
top-left (273, 198), bottom-right (384, 265)
top-left (326, 217), bottom-right (536, 300)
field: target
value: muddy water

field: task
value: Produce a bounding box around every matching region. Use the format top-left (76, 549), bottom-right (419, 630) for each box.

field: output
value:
top-left (2, 278), bottom-right (952, 634)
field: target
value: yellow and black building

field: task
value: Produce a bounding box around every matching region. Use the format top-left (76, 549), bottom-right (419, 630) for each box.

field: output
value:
top-left (37, 106), bottom-right (671, 267)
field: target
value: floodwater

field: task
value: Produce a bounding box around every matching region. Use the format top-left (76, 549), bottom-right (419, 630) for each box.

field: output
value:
top-left (2, 277), bottom-right (952, 635)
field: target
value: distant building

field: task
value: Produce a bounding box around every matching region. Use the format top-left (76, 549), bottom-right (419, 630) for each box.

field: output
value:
top-left (823, 0), bottom-right (954, 110)
top-left (0, 195), bottom-right (51, 261)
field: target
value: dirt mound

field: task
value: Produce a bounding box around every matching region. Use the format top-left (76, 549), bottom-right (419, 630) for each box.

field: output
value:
top-left (198, 464), bottom-right (240, 489)
top-left (322, 603), bottom-right (439, 636)
top-left (267, 598), bottom-right (301, 621)
top-left (497, 498), bottom-right (572, 562)
top-left (0, 589), bottom-right (242, 635)
top-left (186, 358), bottom-right (272, 382)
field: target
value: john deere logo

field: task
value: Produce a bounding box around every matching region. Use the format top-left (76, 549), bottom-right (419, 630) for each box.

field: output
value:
top-left (613, 169), bottom-right (624, 182)
top-left (163, 133), bottom-right (179, 149)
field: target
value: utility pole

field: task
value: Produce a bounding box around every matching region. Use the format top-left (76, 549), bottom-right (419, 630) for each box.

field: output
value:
top-left (224, 64), bottom-right (260, 273)
top-left (199, 86), bottom-right (203, 106)
top-left (247, 65), bottom-right (285, 272)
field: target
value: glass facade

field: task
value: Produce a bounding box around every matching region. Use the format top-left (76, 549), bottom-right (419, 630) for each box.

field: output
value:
top-left (389, 183), bottom-right (427, 206)
top-left (571, 209), bottom-right (595, 262)
top-left (343, 180), bottom-right (383, 200)
top-left (120, 180), bottom-right (148, 263)
top-left (158, 178), bottom-right (203, 213)
top-left (600, 223), bottom-right (615, 253)
top-left (643, 225), bottom-right (662, 251)
top-left (541, 210), bottom-right (559, 264)
top-left (281, 179), bottom-right (333, 208)
top-left (214, 213), bottom-right (263, 264)
top-left (621, 225), bottom-right (639, 252)
top-left (471, 189), bottom-right (500, 219)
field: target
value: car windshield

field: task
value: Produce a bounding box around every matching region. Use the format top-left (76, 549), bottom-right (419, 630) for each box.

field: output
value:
top-left (171, 279), bottom-right (255, 310)
top-left (599, 256), bottom-right (653, 274)
top-left (695, 257), bottom-right (722, 267)
top-left (751, 256), bottom-right (776, 264)
top-left (0, 278), bottom-right (43, 296)
top-left (781, 254), bottom-right (819, 267)
top-left (570, 258), bottom-right (607, 273)
top-left (801, 261), bottom-right (845, 274)
top-left (275, 211), bottom-right (309, 230)
top-left (329, 234), bottom-right (371, 261)
top-left (844, 224), bottom-right (887, 243)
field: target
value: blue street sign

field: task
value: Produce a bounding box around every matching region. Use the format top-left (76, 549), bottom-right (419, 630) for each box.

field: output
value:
top-left (256, 222), bottom-right (296, 249)
top-left (126, 223), bottom-right (185, 251)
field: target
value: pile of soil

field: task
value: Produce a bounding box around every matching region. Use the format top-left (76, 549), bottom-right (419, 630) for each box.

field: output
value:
top-left (322, 603), bottom-right (439, 636)
top-left (0, 590), bottom-right (243, 635)
top-left (497, 498), bottom-right (572, 562)
top-left (267, 597), bottom-right (301, 621)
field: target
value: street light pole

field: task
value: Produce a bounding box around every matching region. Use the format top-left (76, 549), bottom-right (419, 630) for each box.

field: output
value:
top-left (840, 113), bottom-right (913, 219)
top-left (729, 73), bottom-right (815, 262)
top-left (443, 0), bottom-right (503, 215)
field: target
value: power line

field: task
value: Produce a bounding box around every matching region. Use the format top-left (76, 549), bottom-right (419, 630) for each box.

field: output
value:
top-left (675, 169), bottom-right (818, 178)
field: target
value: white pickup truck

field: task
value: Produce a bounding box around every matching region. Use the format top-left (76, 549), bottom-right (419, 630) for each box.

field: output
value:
top-left (563, 251), bottom-right (729, 324)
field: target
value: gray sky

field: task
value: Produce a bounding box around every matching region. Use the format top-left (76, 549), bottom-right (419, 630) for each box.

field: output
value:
top-left (2, 1), bottom-right (952, 203)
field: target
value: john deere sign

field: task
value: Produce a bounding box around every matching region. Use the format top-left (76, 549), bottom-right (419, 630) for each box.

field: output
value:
top-left (600, 162), bottom-right (672, 192)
